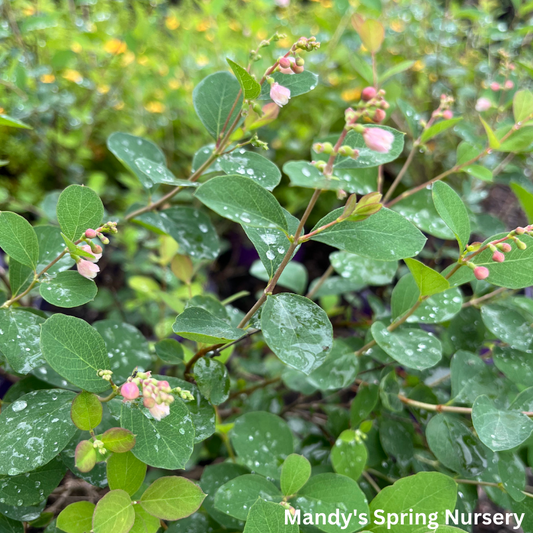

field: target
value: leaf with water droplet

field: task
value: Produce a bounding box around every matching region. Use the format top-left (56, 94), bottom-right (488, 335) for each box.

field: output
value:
top-left (243, 498), bottom-right (299, 533)
top-left (481, 304), bottom-right (533, 351)
top-left (0, 211), bottom-right (38, 269)
top-left (331, 430), bottom-right (367, 481)
top-left (258, 71), bottom-right (319, 101)
top-left (192, 357), bottom-right (230, 406)
top-left (40, 271), bottom-right (97, 308)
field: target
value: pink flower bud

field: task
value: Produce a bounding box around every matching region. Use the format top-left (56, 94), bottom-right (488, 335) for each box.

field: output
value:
top-left (363, 128), bottom-right (394, 153)
top-left (77, 259), bottom-right (100, 280)
top-left (143, 396), bottom-right (156, 409)
top-left (85, 229), bottom-right (97, 239)
top-left (504, 80), bottom-right (514, 89)
top-left (80, 244), bottom-right (102, 262)
top-left (490, 82), bottom-right (500, 91)
top-left (373, 109), bottom-right (386, 123)
top-left (291, 62), bottom-right (304, 74)
top-left (492, 251), bottom-right (505, 263)
top-left (516, 227), bottom-right (526, 235)
top-left (279, 57), bottom-right (294, 74)
top-left (149, 402), bottom-right (170, 421)
top-left (474, 266), bottom-right (490, 280)
top-left (270, 82), bottom-right (291, 107)
top-left (121, 382), bottom-right (140, 400)
top-left (442, 110), bottom-right (453, 120)
top-left (475, 98), bottom-right (492, 112)
top-left (361, 87), bottom-right (377, 101)
top-left (500, 243), bottom-right (512, 252)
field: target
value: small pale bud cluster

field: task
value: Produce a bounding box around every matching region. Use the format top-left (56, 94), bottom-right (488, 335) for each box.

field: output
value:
top-left (430, 94), bottom-right (455, 121)
top-left (280, 502), bottom-right (296, 515)
top-left (311, 142), bottom-right (359, 161)
top-left (93, 439), bottom-right (107, 456)
top-left (171, 386), bottom-right (195, 401)
top-left (97, 369), bottom-right (113, 382)
top-left (488, 80), bottom-right (514, 92)
top-left (338, 192), bottom-right (382, 223)
top-left (295, 36), bottom-right (320, 52)
top-left (278, 55), bottom-right (305, 75)
top-left (249, 32), bottom-right (286, 62)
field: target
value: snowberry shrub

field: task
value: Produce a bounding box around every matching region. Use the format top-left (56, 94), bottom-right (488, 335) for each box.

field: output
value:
top-left (1, 20), bottom-right (533, 533)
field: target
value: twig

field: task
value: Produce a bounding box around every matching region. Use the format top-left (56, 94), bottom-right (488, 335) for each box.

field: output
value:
top-left (306, 265), bottom-right (334, 299)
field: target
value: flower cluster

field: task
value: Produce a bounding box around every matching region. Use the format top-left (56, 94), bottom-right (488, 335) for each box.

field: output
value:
top-left (73, 222), bottom-right (118, 280)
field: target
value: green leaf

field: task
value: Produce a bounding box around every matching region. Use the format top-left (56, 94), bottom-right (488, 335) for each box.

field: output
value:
top-left (331, 430), bottom-right (367, 481)
top-left (57, 502), bottom-right (95, 533)
top-left (134, 158), bottom-right (199, 188)
top-left (0, 114), bottom-right (31, 129)
top-left (243, 499), bottom-right (299, 533)
top-left (494, 346), bottom-right (533, 388)
top-left (498, 451), bottom-right (526, 502)
top-left (140, 476), bottom-right (205, 520)
top-left (56, 185), bottom-right (104, 241)
top-left (75, 440), bottom-right (96, 472)
top-left (379, 419), bottom-right (413, 471)
top-left (0, 457), bottom-right (65, 507)
top-left (451, 350), bottom-right (497, 404)
top-left (432, 181), bottom-right (471, 250)
top-left (119, 400), bottom-right (194, 470)
top-left (220, 149), bottom-right (281, 190)
top-left (230, 411), bottom-right (293, 479)
top-left (250, 260), bottom-right (308, 294)
top-left (107, 451), bottom-right (146, 496)
top-left (258, 71), bottom-right (318, 100)
top-left (294, 473), bottom-right (369, 533)
top-left (367, 472), bottom-right (457, 533)
top-left (511, 181), bottom-right (533, 222)
top-left (480, 116), bottom-right (501, 149)
top-left (40, 314), bottom-right (111, 393)
top-left (193, 71), bottom-right (243, 139)
top-left (101, 428), bottom-right (135, 453)
top-left (330, 251), bottom-right (397, 286)
top-left (261, 293), bottom-right (333, 375)
top-left (481, 304), bottom-right (533, 351)
top-left (107, 132), bottom-right (166, 189)
top-left (379, 60), bottom-right (416, 84)
top-left (0, 515), bottom-right (23, 533)
top-left (371, 322), bottom-right (442, 370)
top-left (40, 271), bottom-right (97, 308)
top-left (281, 454), bottom-right (311, 497)
top-left (426, 414), bottom-right (487, 476)
top-left (379, 371), bottom-right (403, 412)
top-left (420, 117), bottom-right (463, 143)
top-left (193, 357), bottom-right (230, 405)
top-left (404, 258), bottom-right (450, 297)
top-left (0, 308), bottom-right (45, 374)
top-left (214, 474), bottom-right (282, 520)
top-left (92, 489), bottom-right (134, 533)
top-left (195, 175), bottom-right (288, 231)
top-left (130, 505), bottom-right (160, 533)
top-left (397, 99), bottom-right (422, 138)
top-left (0, 389), bottom-right (77, 475)
top-left (498, 126), bottom-right (533, 153)
top-left (391, 274), bottom-right (420, 320)
top-left (513, 89), bottom-right (533, 122)
top-left (351, 383), bottom-right (379, 428)
top-left (173, 307), bottom-right (243, 344)
top-left (472, 395), bottom-right (533, 452)
top-left (0, 212), bottom-right (38, 269)
top-left (311, 207), bottom-right (426, 261)
top-left (155, 339), bottom-right (184, 364)
top-left (227, 58), bottom-right (261, 99)
top-left (71, 391), bottom-right (102, 431)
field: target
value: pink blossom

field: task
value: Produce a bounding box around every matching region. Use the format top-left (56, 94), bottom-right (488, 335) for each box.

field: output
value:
top-left (492, 251), bottom-right (505, 263)
top-left (475, 98), bottom-right (492, 112)
top-left (270, 82), bottom-right (291, 107)
top-left (279, 57), bottom-right (294, 75)
top-left (77, 259), bottom-right (100, 279)
top-left (504, 80), bottom-right (514, 89)
top-left (363, 128), bottom-right (394, 153)
top-left (490, 82), bottom-right (500, 91)
top-left (148, 402), bottom-right (170, 421)
top-left (442, 110), bottom-right (453, 120)
top-left (275, 0), bottom-right (290, 6)
top-left (474, 266), bottom-right (489, 280)
top-left (80, 244), bottom-right (102, 262)
top-left (362, 87), bottom-right (377, 101)
top-left (121, 382), bottom-right (140, 400)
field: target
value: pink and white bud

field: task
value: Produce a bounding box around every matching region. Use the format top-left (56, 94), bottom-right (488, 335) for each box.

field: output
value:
top-left (442, 110), bottom-right (453, 120)
top-left (490, 82), bottom-right (500, 91)
top-left (363, 128), bottom-right (394, 153)
top-left (475, 98), bottom-right (492, 112)
top-left (270, 82), bottom-right (291, 107)
top-left (143, 396), bottom-right (156, 409)
top-left (279, 57), bottom-right (294, 74)
top-left (516, 227), bottom-right (526, 235)
top-left (500, 242), bottom-right (512, 252)
top-left (474, 266), bottom-right (489, 280)
top-left (492, 251), bottom-right (505, 263)
top-left (77, 259), bottom-right (100, 280)
top-left (121, 382), bottom-right (140, 400)
top-left (80, 244), bottom-right (102, 262)
top-left (361, 87), bottom-right (377, 101)
top-left (504, 80), bottom-right (514, 89)
top-left (291, 58), bottom-right (305, 74)
top-left (373, 109), bottom-right (386, 123)
top-left (85, 228), bottom-right (97, 239)
top-left (149, 402), bottom-right (170, 421)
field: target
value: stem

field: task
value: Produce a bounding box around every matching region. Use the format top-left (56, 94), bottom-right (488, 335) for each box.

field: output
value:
top-left (362, 470), bottom-right (381, 493)
top-left (306, 265), bottom-right (335, 299)
top-left (463, 287), bottom-right (508, 308)
top-left (228, 376), bottom-right (281, 400)
top-left (217, 89), bottom-right (242, 148)
top-left (97, 388), bottom-right (120, 403)
top-left (383, 144), bottom-right (417, 203)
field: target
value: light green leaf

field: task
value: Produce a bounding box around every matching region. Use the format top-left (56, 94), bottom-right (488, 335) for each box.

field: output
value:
top-left (0, 308), bottom-right (45, 374)
top-left (258, 71), bottom-right (318, 100)
top-left (173, 307), bottom-right (243, 344)
top-left (404, 258), bottom-right (449, 297)
top-left (391, 274), bottom-right (420, 320)
top-left (511, 181), bottom-right (533, 222)
top-left (480, 116), bottom-right (501, 149)
top-left (107, 451), bottom-right (147, 496)
top-left (351, 383), bottom-right (379, 428)
top-left (481, 304), bottom-right (533, 351)
top-left (243, 499), bottom-right (299, 533)
top-left (101, 428), bottom-right (135, 453)
top-left (371, 322), bottom-right (442, 370)
top-left (71, 391), bottom-right (103, 431)
top-left (513, 89), bottom-right (533, 122)
top-left (295, 473), bottom-right (369, 533)
top-left (261, 293), bottom-right (333, 375)
top-left (220, 149), bottom-right (281, 190)
top-left (92, 489), bottom-right (134, 533)
top-left (330, 251), bottom-right (397, 286)
top-left (57, 502), bottom-right (95, 533)
top-left (56, 185), bottom-right (104, 241)
top-left (230, 411), bottom-right (293, 479)
top-left (311, 207), bottom-right (426, 261)
top-left (426, 414), bottom-right (487, 476)
top-left (461, 165), bottom-right (493, 182)
top-left (432, 181), bottom-right (471, 250)
top-left (40, 314), bottom-right (111, 393)
top-left (0, 212), bottom-right (38, 269)
top-left (250, 260), bottom-right (308, 294)
top-left (119, 401), bottom-right (194, 470)
top-left (135, 158), bottom-right (199, 188)
top-left (195, 175), bottom-right (288, 231)
top-left (214, 474), bottom-right (282, 520)
top-left (281, 454), bottom-right (311, 497)
top-left (379, 60), bottom-right (416, 84)
top-left (107, 132), bottom-right (166, 189)
top-left (379, 419), bottom-right (413, 471)
top-left (40, 271), bottom-right (97, 308)
top-left (0, 114), bottom-right (31, 129)
top-left (130, 505), bottom-right (160, 533)
top-left (498, 451), bottom-right (526, 502)
top-left (331, 430), bottom-right (367, 481)
top-left (0, 389), bottom-right (77, 475)
top-left (193, 71), bottom-right (243, 139)
top-left (140, 476), bottom-right (205, 520)
top-left (193, 357), bottom-right (230, 405)
top-left (420, 117), bottom-right (463, 143)
top-left (472, 395), bottom-right (533, 452)
top-left (227, 58), bottom-right (261, 99)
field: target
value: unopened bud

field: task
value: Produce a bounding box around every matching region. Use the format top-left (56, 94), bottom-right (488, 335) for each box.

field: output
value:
top-left (490, 82), bottom-right (500, 91)
top-left (373, 109), bottom-right (386, 123)
top-left (338, 145), bottom-right (356, 157)
top-left (492, 251), bottom-right (505, 263)
top-left (362, 87), bottom-right (377, 101)
top-left (466, 242), bottom-right (482, 252)
top-left (313, 143), bottom-right (324, 153)
top-left (498, 242), bottom-right (512, 252)
top-left (322, 142), bottom-right (334, 154)
top-left (517, 239), bottom-right (527, 250)
top-left (516, 227), bottom-right (526, 235)
top-left (279, 57), bottom-right (291, 69)
top-left (339, 194), bottom-right (357, 220)
top-left (504, 80), bottom-right (514, 89)
top-left (85, 229), bottom-right (97, 239)
top-left (442, 110), bottom-right (453, 120)
top-left (473, 266), bottom-right (490, 280)
top-left (489, 244), bottom-right (498, 253)
top-left (311, 160), bottom-right (327, 171)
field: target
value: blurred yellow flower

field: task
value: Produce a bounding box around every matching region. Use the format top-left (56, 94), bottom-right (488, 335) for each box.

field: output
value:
top-left (71, 43), bottom-right (82, 53)
top-left (97, 85), bottom-right (110, 94)
top-left (165, 16), bottom-right (180, 30)
top-left (62, 69), bottom-right (83, 83)
top-left (169, 80), bottom-right (181, 90)
top-left (327, 74), bottom-right (339, 86)
top-left (122, 52), bottom-right (135, 66)
top-left (278, 37), bottom-right (292, 48)
top-left (390, 20), bottom-right (405, 32)
top-left (145, 102), bottom-right (165, 113)
top-left (40, 74), bottom-right (55, 83)
top-left (23, 7), bottom-right (35, 16)
top-left (104, 39), bottom-right (127, 55)
top-left (197, 20), bottom-right (210, 32)
top-left (341, 88), bottom-right (361, 102)
top-left (228, 20), bottom-right (241, 32)
top-left (114, 101), bottom-right (125, 110)
top-left (0, 108), bottom-right (4, 114)
top-left (321, 0), bottom-right (332, 8)
top-left (412, 60), bottom-right (424, 71)
top-left (196, 55), bottom-right (209, 67)
top-left (137, 56), bottom-right (149, 66)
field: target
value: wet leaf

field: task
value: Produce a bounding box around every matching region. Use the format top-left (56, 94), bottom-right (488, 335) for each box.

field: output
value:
top-left (280, 454), bottom-right (311, 497)
top-left (331, 430), bottom-right (367, 481)
top-left (173, 307), bottom-right (243, 344)
top-left (40, 271), bottom-right (97, 308)
top-left (243, 499), bottom-right (298, 533)
top-left (71, 391), bottom-right (103, 431)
